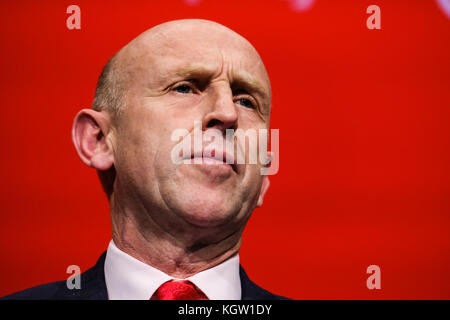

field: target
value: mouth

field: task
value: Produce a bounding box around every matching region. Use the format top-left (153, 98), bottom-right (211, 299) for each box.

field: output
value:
top-left (184, 149), bottom-right (238, 173)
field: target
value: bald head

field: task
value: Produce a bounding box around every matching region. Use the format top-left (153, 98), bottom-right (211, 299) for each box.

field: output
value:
top-left (92, 19), bottom-right (271, 119)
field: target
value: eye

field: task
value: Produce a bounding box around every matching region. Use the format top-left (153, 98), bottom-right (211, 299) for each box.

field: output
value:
top-left (173, 84), bottom-right (193, 94)
top-left (236, 98), bottom-right (255, 109)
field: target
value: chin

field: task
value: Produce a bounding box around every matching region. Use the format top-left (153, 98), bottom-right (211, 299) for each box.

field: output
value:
top-left (158, 167), bottom-right (245, 228)
top-left (172, 193), bottom-right (240, 228)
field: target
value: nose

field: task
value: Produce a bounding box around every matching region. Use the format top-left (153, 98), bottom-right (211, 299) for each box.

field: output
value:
top-left (202, 84), bottom-right (238, 132)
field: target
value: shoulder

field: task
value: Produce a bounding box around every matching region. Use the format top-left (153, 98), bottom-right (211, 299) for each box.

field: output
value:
top-left (1, 280), bottom-right (67, 300)
top-left (1, 252), bottom-right (108, 300)
top-left (239, 266), bottom-right (291, 300)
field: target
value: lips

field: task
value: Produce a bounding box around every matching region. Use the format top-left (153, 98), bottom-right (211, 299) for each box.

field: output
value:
top-left (183, 148), bottom-right (238, 173)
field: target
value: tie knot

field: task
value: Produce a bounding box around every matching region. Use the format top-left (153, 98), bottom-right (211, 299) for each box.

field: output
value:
top-left (150, 280), bottom-right (209, 300)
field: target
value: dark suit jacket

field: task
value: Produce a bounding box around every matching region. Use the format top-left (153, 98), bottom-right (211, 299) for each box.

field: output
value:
top-left (1, 252), bottom-right (289, 300)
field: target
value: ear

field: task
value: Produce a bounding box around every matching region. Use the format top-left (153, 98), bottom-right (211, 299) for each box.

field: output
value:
top-left (72, 109), bottom-right (114, 170)
top-left (256, 176), bottom-right (270, 207)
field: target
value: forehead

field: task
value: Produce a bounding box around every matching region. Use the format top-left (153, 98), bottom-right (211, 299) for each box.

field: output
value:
top-left (121, 23), bottom-right (271, 99)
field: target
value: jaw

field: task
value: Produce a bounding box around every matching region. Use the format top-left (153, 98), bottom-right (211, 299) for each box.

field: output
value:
top-left (165, 181), bottom-right (242, 228)
top-left (159, 161), bottom-right (263, 227)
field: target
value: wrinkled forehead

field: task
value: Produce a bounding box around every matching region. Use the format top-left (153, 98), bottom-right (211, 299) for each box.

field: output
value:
top-left (117, 22), bottom-right (271, 100)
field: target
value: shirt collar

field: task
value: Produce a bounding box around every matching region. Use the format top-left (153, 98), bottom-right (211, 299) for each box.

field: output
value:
top-left (104, 240), bottom-right (241, 300)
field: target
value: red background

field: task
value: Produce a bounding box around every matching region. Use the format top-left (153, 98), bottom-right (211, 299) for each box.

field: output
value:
top-left (0, 0), bottom-right (449, 299)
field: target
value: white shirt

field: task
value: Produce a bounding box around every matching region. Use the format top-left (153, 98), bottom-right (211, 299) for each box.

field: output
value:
top-left (104, 240), bottom-right (241, 300)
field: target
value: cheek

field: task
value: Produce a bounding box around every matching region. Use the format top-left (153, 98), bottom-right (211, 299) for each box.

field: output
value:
top-left (243, 164), bottom-right (264, 189)
top-left (114, 123), bottom-right (160, 182)
top-left (115, 115), bottom-right (186, 175)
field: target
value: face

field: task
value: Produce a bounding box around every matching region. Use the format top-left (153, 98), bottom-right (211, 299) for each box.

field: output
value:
top-left (111, 21), bottom-right (272, 229)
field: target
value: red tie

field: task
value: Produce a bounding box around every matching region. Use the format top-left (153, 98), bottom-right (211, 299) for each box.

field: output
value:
top-left (150, 280), bottom-right (209, 300)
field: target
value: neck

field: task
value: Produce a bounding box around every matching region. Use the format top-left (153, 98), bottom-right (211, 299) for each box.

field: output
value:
top-left (109, 192), bottom-right (244, 279)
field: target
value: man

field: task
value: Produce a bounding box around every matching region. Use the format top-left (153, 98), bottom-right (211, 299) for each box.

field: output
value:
top-left (3, 19), bottom-right (287, 300)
